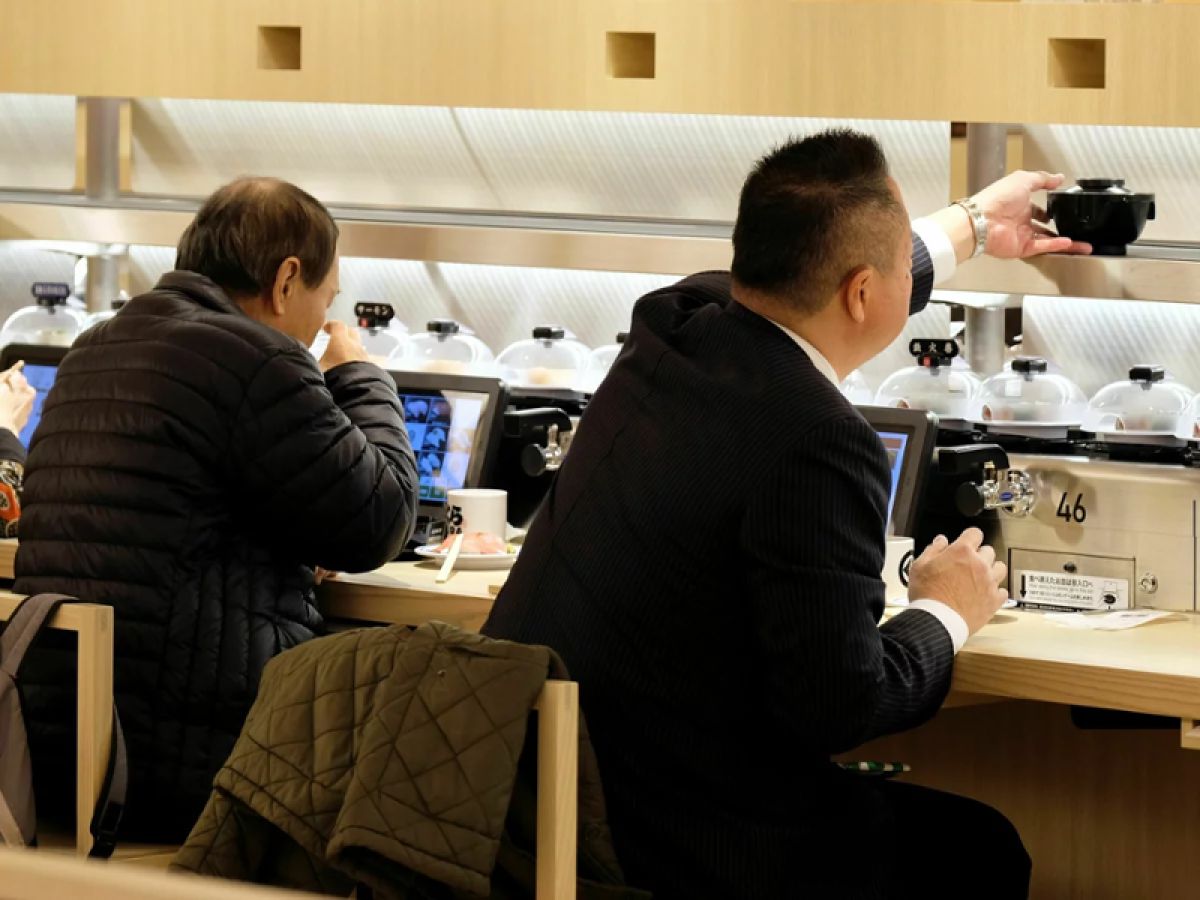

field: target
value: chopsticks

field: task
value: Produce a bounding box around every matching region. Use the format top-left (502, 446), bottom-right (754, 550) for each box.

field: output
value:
top-left (436, 532), bottom-right (464, 584)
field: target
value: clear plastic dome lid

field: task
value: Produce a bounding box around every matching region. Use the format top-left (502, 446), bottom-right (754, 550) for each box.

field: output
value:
top-left (388, 319), bottom-right (495, 376)
top-left (347, 302), bottom-right (409, 365)
top-left (307, 322), bottom-right (409, 364)
top-left (839, 369), bottom-right (874, 405)
top-left (497, 325), bottom-right (591, 390)
top-left (307, 303), bottom-right (409, 364)
top-left (1082, 365), bottom-right (1194, 438)
top-left (973, 357), bottom-right (1088, 429)
top-left (360, 325), bottom-right (408, 363)
top-left (577, 331), bottom-right (628, 394)
top-left (1, 284), bottom-right (86, 347)
top-left (875, 339), bottom-right (981, 420)
top-left (1180, 393), bottom-right (1200, 442)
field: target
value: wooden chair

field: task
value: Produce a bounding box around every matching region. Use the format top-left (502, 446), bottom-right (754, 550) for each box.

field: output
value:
top-left (0, 681), bottom-right (580, 898)
top-left (0, 846), bottom-right (330, 900)
top-left (0, 583), bottom-right (581, 894)
top-left (0, 591), bottom-right (112, 855)
top-left (535, 679), bottom-right (579, 900)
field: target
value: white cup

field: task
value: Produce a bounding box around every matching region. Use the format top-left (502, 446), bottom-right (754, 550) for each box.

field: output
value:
top-left (446, 488), bottom-right (508, 539)
top-left (883, 536), bottom-right (915, 601)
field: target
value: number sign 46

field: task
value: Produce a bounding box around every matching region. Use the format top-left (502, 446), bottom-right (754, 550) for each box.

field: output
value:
top-left (1056, 492), bottom-right (1087, 524)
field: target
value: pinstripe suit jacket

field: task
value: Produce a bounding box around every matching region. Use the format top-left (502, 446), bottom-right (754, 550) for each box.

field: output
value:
top-left (484, 233), bottom-right (950, 899)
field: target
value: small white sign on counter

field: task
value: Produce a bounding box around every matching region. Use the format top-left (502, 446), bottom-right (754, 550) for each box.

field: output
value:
top-left (1016, 570), bottom-right (1130, 612)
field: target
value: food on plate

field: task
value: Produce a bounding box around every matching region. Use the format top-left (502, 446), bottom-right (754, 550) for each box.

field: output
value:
top-left (435, 531), bottom-right (508, 555)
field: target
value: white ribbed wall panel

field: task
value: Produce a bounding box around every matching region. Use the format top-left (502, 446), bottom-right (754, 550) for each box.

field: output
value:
top-left (131, 100), bottom-right (950, 218)
top-left (131, 102), bottom-right (497, 209)
top-left (1023, 296), bottom-right (1200, 396)
top-left (127, 245), bottom-right (174, 296)
top-left (1024, 125), bottom-right (1200, 243)
top-left (0, 95), bottom-right (76, 191)
top-left (453, 110), bottom-right (951, 219)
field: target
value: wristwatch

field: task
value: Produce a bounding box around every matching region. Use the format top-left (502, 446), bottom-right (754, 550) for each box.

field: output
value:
top-left (954, 196), bottom-right (988, 259)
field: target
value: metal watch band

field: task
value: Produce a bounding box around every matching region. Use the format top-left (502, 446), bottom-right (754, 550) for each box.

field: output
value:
top-left (954, 197), bottom-right (988, 259)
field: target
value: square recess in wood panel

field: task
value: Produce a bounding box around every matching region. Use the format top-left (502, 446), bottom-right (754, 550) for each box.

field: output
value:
top-left (607, 32), bottom-right (655, 79)
top-left (258, 26), bottom-right (302, 71)
top-left (1049, 38), bottom-right (1105, 89)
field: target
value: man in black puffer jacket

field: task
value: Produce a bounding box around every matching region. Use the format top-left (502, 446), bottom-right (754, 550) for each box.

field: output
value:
top-left (15, 177), bottom-right (419, 840)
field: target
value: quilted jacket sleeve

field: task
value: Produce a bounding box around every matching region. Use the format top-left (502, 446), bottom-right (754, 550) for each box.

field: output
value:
top-left (230, 350), bottom-right (419, 572)
top-left (739, 414), bottom-right (955, 754)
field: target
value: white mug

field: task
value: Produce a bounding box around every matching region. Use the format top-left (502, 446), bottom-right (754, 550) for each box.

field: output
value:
top-left (883, 536), bottom-right (915, 602)
top-left (446, 488), bottom-right (508, 539)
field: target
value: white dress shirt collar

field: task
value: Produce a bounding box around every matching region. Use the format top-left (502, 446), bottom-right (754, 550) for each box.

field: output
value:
top-left (770, 321), bottom-right (839, 386)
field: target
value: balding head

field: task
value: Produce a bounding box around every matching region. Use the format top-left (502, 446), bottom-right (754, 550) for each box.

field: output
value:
top-left (176, 178), bottom-right (341, 345)
top-left (176, 177), bottom-right (339, 300)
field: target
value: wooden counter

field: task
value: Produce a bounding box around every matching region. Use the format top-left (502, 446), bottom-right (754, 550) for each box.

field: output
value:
top-left (318, 557), bottom-right (1200, 738)
top-left (317, 561), bottom-right (502, 633)
top-left (8, 538), bottom-right (1200, 895)
top-left (0, 537), bottom-right (16, 582)
top-left (7, 538), bottom-right (1200, 734)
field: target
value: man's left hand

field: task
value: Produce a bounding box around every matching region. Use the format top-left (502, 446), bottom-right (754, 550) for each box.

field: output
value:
top-left (974, 171), bottom-right (1092, 259)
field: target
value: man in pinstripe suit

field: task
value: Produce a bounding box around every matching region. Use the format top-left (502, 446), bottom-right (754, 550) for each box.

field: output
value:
top-left (486, 130), bottom-right (1087, 899)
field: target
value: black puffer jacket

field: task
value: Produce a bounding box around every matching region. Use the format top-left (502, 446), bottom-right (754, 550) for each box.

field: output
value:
top-left (14, 271), bottom-right (418, 839)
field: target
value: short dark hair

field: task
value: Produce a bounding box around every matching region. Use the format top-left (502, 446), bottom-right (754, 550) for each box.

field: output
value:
top-left (175, 177), bottom-right (339, 297)
top-left (731, 129), bottom-right (907, 314)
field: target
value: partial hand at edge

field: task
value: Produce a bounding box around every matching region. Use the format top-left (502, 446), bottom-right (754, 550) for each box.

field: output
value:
top-left (318, 321), bottom-right (370, 373)
top-left (973, 170), bottom-right (1093, 260)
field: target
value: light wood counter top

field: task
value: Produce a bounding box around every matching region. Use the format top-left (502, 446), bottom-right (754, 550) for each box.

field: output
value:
top-left (950, 610), bottom-right (1200, 723)
top-left (0, 537), bottom-right (16, 581)
top-left (319, 557), bottom-right (1200, 737)
top-left (316, 561), bottom-right (503, 633)
top-left (6, 538), bottom-right (1200, 741)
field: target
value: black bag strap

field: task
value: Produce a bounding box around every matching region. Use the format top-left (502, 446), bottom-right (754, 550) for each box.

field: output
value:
top-left (87, 705), bottom-right (126, 859)
top-left (0, 593), bottom-right (127, 858)
top-left (0, 594), bottom-right (70, 678)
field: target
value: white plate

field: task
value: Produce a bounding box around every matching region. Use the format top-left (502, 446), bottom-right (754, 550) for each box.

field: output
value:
top-left (414, 545), bottom-right (519, 570)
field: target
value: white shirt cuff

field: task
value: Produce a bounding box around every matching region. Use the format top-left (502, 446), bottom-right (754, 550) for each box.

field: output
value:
top-left (911, 217), bottom-right (958, 286)
top-left (906, 598), bottom-right (970, 654)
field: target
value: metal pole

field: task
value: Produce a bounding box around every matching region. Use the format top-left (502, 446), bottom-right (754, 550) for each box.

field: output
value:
top-left (965, 123), bottom-right (1008, 195)
top-left (964, 123), bottom-right (1010, 376)
top-left (83, 98), bottom-right (123, 313)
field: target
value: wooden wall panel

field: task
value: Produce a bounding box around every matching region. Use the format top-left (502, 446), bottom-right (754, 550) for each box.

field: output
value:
top-left (855, 702), bottom-right (1200, 900)
top-left (1, 2), bottom-right (1200, 126)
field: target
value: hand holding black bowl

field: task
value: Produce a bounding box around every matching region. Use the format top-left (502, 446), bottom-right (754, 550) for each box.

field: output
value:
top-left (1046, 178), bottom-right (1155, 256)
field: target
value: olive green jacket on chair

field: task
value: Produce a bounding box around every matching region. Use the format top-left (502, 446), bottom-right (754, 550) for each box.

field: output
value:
top-left (173, 621), bottom-right (648, 900)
